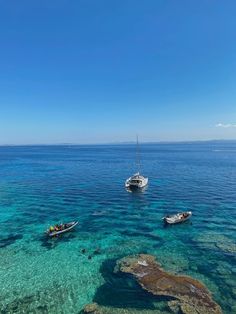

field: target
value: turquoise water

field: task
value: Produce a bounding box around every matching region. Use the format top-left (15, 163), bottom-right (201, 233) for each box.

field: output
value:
top-left (0, 143), bottom-right (235, 313)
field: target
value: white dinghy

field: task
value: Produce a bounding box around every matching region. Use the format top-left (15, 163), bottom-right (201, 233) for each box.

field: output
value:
top-left (163, 211), bottom-right (192, 225)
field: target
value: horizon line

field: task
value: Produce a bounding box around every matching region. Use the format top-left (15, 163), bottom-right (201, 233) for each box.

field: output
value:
top-left (0, 139), bottom-right (236, 147)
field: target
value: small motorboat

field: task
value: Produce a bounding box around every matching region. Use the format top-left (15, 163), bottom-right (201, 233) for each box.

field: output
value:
top-left (46, 221), bottom-right (78, 237)
top-left (163, 211), bottom-right (192, 225)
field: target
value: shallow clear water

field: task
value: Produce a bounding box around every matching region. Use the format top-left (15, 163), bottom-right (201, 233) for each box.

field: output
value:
top-left (0, 143), bottom-right (235, 313)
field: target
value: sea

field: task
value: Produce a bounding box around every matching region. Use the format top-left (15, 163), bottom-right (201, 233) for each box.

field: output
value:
top-left (0, 142), bottom-right (235, 313)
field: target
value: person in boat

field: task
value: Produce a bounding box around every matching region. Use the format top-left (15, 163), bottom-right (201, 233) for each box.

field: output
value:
top-left (54, 224), bottom-right (60, 231)
top-left (49, 226), bottom-right (54, 232)
top-left (60, 223), bottom-right (65, 230)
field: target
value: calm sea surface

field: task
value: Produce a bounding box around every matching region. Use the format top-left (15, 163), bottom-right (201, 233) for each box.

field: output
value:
top-left (0, 143), bottom-right (235, 313)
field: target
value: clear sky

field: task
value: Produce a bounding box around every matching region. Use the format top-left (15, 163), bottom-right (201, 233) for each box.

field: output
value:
top-left (0, 0), bottom-right (236, 144)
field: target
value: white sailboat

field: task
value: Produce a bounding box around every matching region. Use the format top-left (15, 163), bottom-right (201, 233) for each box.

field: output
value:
top-left (125, 136), bottom-right (148, 189)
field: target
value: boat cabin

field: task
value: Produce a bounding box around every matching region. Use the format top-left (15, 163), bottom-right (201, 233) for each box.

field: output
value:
top-left (130, 179), bottom-right (142, 184)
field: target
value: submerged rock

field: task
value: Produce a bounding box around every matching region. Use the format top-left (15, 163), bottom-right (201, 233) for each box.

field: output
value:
top-left (115, 254), bottom-right (222, 314)
top-left (83, 303), bottom-right (169, 314)
top-left (83, 302), bottom-right (101, 313)
top-left (94, 248), bottom-right (101, 255)
top-left (193, 232), bottom-right (236, 254)
top-left (216, 239), bottom-right (236, 254)
top-left (0, 234), bottom-right (23, 248)
top-left (1, 284), bottom-right (67, 313)
top-left (216, 261), bottom-right (232, 276)
top-left (168, 300), bottom-right (183, 314)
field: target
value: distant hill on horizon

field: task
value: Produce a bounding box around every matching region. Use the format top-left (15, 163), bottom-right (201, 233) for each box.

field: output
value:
top-left (1, 139), bottom-right (236, 147)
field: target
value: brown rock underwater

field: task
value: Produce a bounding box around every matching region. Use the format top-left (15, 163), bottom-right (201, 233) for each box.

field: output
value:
top-left (115, 254), bottom-right (222, 314)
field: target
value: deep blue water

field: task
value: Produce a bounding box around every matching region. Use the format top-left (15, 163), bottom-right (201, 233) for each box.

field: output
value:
top-left (0, 143), bottom-right (235, 313)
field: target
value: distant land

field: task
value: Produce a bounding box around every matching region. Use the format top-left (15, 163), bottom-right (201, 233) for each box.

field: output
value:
top-left (1, 139), bottom-right (236, 147)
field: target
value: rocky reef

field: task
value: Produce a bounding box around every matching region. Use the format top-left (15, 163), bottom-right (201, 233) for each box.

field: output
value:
top-left (193, 232), bottom-right (236, 255)
top-left (83, 302), bottom-right (170, 314)
top-left (83, 303), bottom-right (101, 314)
top-left (114, 254), bottom-right (222, 314)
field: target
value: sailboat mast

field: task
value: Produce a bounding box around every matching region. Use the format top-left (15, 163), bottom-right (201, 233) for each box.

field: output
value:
top-left (136, 135), bottom-right (141, 173)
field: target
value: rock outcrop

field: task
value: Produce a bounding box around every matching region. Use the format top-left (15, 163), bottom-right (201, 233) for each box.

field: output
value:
top-left (193, 232), bottom-right (236, 254)
top-left (115, 254), bottom-right (222, 314)
top-left (83, 302), bottom-right (101, 314)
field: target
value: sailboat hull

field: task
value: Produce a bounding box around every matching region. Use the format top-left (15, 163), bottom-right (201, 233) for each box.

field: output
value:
top-left (125, 174), bottom-right (148, 189)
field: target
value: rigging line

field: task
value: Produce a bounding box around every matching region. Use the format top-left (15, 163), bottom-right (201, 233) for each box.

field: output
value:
top-left (136, 134), bottom-right (141, 173)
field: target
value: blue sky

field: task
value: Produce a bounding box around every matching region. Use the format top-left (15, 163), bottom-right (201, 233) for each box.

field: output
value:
top-left (0, 0), bottom-right (236, 144)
